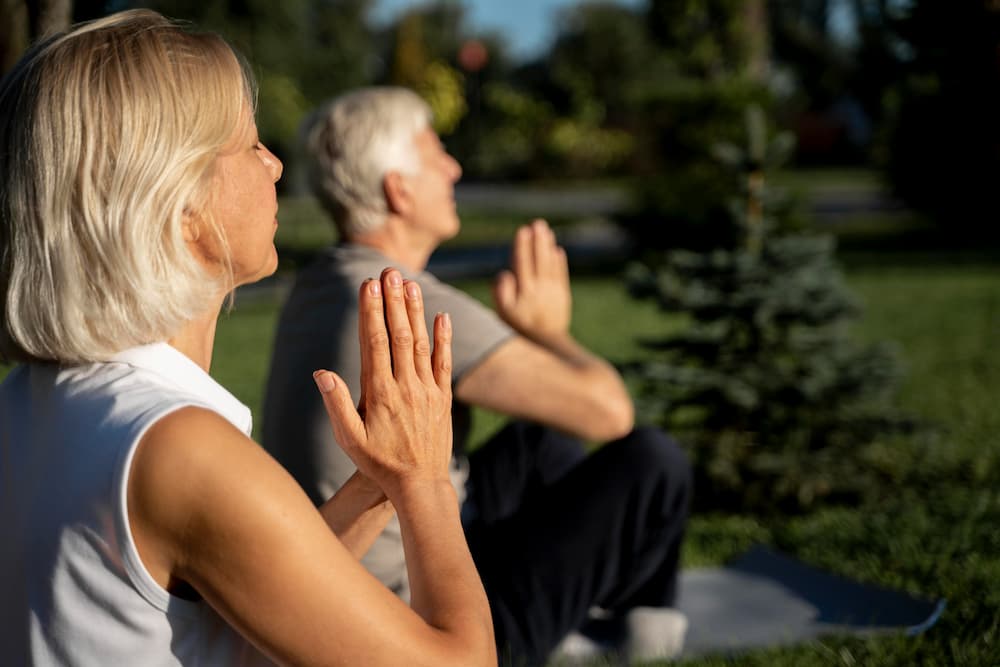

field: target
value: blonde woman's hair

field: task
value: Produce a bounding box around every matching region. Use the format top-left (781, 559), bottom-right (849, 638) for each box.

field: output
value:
top-left (0, 9), bottom-right (255, 363)
top-left (303, 87), bottom-right (432, 239)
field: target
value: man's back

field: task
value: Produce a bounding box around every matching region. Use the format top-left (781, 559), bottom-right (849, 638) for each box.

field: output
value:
top-left (262, 243), bottom-right (513, 594)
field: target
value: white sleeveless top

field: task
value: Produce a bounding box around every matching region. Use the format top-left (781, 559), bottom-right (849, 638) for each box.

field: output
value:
top-left (0, 343), bottom-right (275, 666)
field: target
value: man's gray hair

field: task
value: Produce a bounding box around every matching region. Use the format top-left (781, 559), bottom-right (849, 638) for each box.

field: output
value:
top-left (304, 87), bottom-right (432, 239)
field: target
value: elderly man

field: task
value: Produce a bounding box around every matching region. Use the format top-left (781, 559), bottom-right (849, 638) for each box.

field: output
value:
top-left (263, 87), bottom-right (691, 666)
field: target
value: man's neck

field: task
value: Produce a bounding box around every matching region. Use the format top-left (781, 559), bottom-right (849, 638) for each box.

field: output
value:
top-left (349, 217), bottom-right (437, 273)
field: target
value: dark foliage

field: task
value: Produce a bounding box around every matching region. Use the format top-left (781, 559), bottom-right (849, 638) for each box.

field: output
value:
top-left (627, 106), bottom-right (911, 513)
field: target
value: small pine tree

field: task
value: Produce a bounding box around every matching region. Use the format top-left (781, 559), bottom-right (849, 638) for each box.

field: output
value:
top-left (627, 106), bottom-right (908, 512)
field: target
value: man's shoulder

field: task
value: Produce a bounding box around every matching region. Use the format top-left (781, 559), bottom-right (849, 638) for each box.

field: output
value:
top-left (282, 244), bottom-right (384, 307)
top-left (414, 268), bottom-right (489, 315)
top-left (304, 244), bottom-right (388, 282)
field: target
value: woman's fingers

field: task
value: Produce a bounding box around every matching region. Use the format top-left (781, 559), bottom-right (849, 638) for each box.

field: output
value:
top-left (380, 268), bottom-right (415, 382)
top-left (432, 312), bottom-right (453, 394)
top-left (313, 370), bottom-right (366, 457)
top-left (403, 280), bottom-right (435, 385)
top-left (358, 277), bottom-right (391, 393)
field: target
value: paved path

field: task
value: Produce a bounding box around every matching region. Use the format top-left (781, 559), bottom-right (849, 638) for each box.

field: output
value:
top-left (428, 220), bottom-right (631, 281)
top-left (238, 181), bottom-right (904, 302)
top-left (455, 181), bottom-right (905, 224)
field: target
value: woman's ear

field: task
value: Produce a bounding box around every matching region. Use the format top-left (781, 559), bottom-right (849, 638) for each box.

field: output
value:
top-left (383, 171), bottom-right (412, 217)
top-left (181, 208), bottom-right (201, 243)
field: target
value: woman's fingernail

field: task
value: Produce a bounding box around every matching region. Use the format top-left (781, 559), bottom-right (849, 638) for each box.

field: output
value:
top-left (406, 281), bottom-right (419, 298)
top-left (368, 280), bottom-right (380, 297)
top-left (388, 271), bottom-right (402, 287)
top-left (313, 370), bottom-right (335, 393)
top-left (442, 312), bottom-right (451, 331)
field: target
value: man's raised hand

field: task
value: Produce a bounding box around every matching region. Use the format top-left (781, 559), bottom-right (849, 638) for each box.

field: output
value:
top-left (492, 219), bottom-right (572, 342)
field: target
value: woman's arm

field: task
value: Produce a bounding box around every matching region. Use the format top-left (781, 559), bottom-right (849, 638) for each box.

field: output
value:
top-left (127, 268), bottom-right (495, 667)
top-left (318, 470), bottom-right (395, 559)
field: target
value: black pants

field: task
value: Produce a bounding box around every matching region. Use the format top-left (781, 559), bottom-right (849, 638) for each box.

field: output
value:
top-left (463, 422), bottom-right (692, 667)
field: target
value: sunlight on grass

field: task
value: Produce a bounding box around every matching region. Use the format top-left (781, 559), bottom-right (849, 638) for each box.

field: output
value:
top-left (3, 234), bottom-right (997, 665)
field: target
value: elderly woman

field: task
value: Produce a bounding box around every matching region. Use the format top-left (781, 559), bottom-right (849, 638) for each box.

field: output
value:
top-left (0, 10), bottom-right (494, 667)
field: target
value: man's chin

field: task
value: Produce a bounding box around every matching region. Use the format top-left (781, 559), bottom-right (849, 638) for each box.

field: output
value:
top-left (443, 217), bottom-right (462, 242)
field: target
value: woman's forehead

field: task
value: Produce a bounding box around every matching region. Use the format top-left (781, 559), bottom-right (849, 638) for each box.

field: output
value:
top-left (220, 105), bottom-right (257, 151)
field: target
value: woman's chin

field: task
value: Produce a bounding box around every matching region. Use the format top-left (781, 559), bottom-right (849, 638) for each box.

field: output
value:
top-left (235, 251), bottom-right (280, 289)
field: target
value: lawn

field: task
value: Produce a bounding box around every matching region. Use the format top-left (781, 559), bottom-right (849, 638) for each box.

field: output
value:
top-left (2, 171), bottom-right (997, 665)
top-left (207, 254), bottom-right (1000, 666)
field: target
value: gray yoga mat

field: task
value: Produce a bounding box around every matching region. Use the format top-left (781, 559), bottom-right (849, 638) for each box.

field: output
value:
top-left (675, 545), bottom-right (945, 657)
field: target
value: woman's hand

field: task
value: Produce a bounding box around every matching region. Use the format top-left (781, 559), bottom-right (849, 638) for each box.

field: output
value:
top-left (132, 265), bottom-right (491, 666)
top-left (313, 268), bottom-right (453, 498)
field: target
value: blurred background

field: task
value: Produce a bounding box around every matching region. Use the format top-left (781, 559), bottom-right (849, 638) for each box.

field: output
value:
top-left (2, 2), bottom-right (999, 664)
top-left (4, 0), bottom-right (998, 235)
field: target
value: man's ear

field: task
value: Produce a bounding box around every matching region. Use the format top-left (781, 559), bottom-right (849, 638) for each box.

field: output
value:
top-left (383, 171), bottom-right (412, 216)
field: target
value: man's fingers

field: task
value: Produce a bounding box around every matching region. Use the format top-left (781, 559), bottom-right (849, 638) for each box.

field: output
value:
top-left (532, 218), bottom-right (553, 272)
top-left (512, 224), bottom-right (534, 286)
top-left (492, 270), bottom-right (516, 310)
top-left (381, 268), bottom-right (415, 381)
top-left (554, 245), bottom-right (569, 280)
top-left (403, 279), bottom-right (434, 384)
top-left (431, 312), bottom-right (453, 394)
top-left (313, 370), bottom-right (366, 455)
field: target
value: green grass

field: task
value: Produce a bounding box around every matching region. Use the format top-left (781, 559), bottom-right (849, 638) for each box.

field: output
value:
top-left (771, 166), bottom-right (886, 195)
top-left (3, 178), bottom-right (998, 664)
top-left (199, 260), bottom-right (999, 666)
top-left (211, 297), bottom-right (282, 441)
top-left (2, 268), bottom-right (997, 664)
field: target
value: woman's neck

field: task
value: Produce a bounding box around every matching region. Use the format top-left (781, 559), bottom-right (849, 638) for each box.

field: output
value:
top-left (167, 303), bottom-right (222, 373)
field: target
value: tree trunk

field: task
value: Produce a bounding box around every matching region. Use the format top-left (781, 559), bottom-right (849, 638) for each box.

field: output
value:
top-left (27, 0), bottom-right (72, 40)
top-left (1, 0), bottom-right (29, 75)
top-left (744, 0), bottom-right (771, 83)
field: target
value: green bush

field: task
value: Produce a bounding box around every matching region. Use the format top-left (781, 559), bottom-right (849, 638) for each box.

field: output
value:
top-left (627, 106), bottom-right (911, 512)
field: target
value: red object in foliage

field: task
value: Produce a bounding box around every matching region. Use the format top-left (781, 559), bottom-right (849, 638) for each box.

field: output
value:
top-left (458, 40), bottom-right (489, 72)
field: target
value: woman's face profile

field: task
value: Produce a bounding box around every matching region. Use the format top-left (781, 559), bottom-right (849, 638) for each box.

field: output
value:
top-left (194, 108), bottom-right (284, 287)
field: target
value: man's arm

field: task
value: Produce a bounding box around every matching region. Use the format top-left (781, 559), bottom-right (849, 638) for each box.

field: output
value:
top-left (455, 219), bottom-right (634, 442)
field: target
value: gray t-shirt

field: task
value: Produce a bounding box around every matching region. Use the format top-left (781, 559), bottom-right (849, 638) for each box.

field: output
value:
top-left (262, 243), bottom-right (514, 596)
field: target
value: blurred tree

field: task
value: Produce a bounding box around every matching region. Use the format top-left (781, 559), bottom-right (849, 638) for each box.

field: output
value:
top-left (627, 105), bottom-right (907, 512)
top-left (769, 0), bottom-right (898, 163)
top-left (546, 2), bottom-right (656, 122)
top-left (296, 0), bottom-right (377, 103)
top-left (447, 31), bottom-right (520, 177)
top-left (453, 80), bottom-right (554, 179)
top-left (388, 10), bottom-right (430, 89)
top-left (1, 0), bottom-right (31, 74)
top-left (454, 2), bottom-right (658, 180)
top-left (127, 0), bottom-right (377, 173)
top-left (618, 0), bottom-right (773, 250)
top-left (2, 0), bottom-right (74, 74)
top-left (648, 0), bottom-right (764, 77)
top-left (28, 0), bottom-right (72, 36)
top-left (382, 4), bottom-right (468, 135)
top-left (1, 0), bottom-right (375, 192)
top-left (880, 0), bottom-right (1000, 232)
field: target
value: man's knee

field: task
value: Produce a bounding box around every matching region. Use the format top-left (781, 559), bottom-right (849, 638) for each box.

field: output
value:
top-left (614, 427), bottom-right (691, 483)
